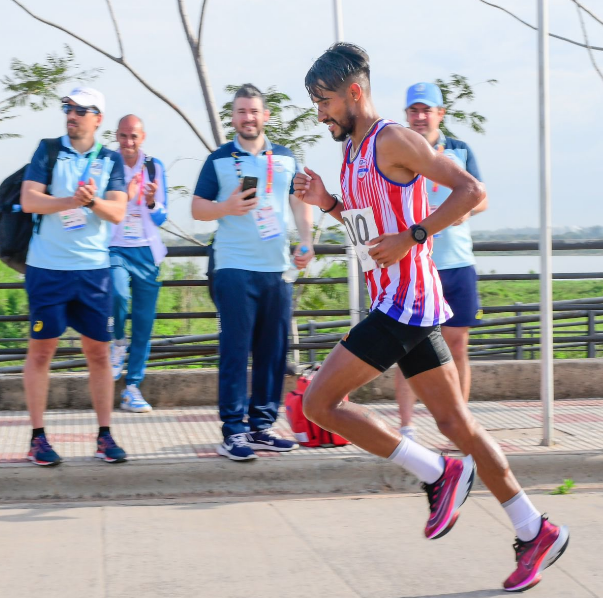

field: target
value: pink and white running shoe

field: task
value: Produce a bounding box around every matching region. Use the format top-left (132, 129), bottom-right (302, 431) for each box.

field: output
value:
top-left (503, 516), bottom-right (569, 592)
top-left (423, 454), bottom-right (475, 540)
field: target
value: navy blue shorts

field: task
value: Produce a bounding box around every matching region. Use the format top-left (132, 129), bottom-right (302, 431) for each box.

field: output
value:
top-left (25, 266), bottom-right (113, 341)
top-left (439, 265), bottom-right (482, 328)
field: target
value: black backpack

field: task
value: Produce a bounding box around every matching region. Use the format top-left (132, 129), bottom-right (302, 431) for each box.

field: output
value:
top-left (0, 138), bottom-right (61, 273)
top-left (144, 156), bottom-right (156, 183)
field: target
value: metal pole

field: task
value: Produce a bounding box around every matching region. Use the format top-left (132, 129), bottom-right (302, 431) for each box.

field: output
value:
top-left (333, 0), bottom-right (362, 326)
top-left (538, 0), bottom-right (554, 446)
top-left (333, 0), bottom-right (344, 42)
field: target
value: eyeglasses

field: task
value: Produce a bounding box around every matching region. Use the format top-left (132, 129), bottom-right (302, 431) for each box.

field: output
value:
top-left (61, 104), bottom-right (100, 116)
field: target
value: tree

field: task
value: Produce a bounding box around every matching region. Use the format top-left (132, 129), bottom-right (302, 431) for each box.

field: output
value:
top-left (219, 85), bottom-right (321, 161)
top-left (11, 0), bottom-right (224, 152)
top-left (0, 44), bottom-right (101, 140)
top-left (435, 74), bottom-right (497, 138)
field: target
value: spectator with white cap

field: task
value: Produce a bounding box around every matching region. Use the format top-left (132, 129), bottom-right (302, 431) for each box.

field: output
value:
top-left (20, 86), bottom-right (129, 466)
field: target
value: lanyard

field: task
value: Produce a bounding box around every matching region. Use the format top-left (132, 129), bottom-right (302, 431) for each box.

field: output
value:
top-left (79, 142), bottom-right (103, 184)
top-left (432, 133), bottom-right (446, 192)
top-left (231, 149), bottom-right (274, 196)
top-left (137, 162), bottom-right (147, 206)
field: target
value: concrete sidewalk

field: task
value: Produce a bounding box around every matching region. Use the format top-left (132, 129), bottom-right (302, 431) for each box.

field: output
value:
top-left (0, 492), bottom-right (600, 598)
top-left (1, 399), bottom-right (602, 501)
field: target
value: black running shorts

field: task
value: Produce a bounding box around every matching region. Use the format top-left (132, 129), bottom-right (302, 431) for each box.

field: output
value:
top-left (340, 309), bottom-right (453, 379)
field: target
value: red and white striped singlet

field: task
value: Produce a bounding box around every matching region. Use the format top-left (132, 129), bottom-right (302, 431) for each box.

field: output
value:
top-left (340, 119), bottom-right (452, 326)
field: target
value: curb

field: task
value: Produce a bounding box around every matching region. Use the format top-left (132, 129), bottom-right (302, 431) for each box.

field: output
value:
top-left (1, 452), bottom-right (602, 502)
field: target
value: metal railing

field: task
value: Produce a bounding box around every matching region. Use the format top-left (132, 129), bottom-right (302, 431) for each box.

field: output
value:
top-left (1, 241), bottom-right (602, 372)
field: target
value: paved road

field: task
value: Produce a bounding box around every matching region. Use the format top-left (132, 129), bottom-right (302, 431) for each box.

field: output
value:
top-left (0, 490), bottom-right (600, 598)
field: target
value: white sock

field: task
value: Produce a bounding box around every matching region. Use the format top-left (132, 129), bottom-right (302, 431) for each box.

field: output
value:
top-left (502, 491), bottom-right (542, 541)
top-left (388, 438), bottom-right (445, 484)
top-left (115, 338), bottom-right (128, 346)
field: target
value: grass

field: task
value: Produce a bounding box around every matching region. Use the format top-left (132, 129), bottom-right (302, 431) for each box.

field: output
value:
top-left (550, 479), bottom-right (576, 495)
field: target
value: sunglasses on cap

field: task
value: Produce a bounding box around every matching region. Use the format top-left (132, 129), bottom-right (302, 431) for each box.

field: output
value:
top-left (61, 103), bottom-right (100, 116)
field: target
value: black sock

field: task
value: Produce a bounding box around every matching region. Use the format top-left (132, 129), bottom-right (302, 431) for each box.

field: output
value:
top-left (32, 427), bottom-right (45, 440)
top-left (98, 426), bottom-right (110, 438)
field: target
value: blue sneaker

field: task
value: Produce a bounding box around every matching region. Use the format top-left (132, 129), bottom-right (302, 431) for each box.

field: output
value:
top-left (28, 434), bottom-right (62, 466)
top-left (121, 385), bottom-right (152, 413)
top-left (111, 342), bottom-right (127, 381)
top-left (217, 433), bottom-right (257, 461)
top-left (247, 428), bottom-right (299, 452)
top-left (95, 433), bottom-right (127, 463)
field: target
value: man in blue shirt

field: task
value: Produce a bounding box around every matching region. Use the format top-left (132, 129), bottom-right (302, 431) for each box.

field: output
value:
top-left (396, 83), bottom-right (488, 439)
top-left (21, 87), bottom-right (128, 466)
top-left (192, 84), bottom-right (314, 461)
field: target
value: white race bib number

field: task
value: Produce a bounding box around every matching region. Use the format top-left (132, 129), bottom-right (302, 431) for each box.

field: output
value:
top-left (123, 207), bottom-right (144, 239)
top-left (253, 206), bottom-right (282, 241)
top-left (341, 207), bottom-right (379, 272)
top-left (59, 208), bottom-right (87, 231)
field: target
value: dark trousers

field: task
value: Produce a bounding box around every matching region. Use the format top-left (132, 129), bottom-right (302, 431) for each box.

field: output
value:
top-left (214, 268), bottom-right (292, 439)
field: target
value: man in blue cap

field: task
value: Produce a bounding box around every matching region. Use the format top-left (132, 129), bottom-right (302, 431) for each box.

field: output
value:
top-left (396, 82), bottom-right (488, 440)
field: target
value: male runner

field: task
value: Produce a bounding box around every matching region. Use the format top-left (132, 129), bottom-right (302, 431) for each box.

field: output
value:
top-left (293, 43), bottom-right (568, 592)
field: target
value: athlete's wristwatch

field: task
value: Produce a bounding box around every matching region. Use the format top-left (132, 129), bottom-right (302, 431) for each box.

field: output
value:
top-left (410, 224), bottom-right (428, 245)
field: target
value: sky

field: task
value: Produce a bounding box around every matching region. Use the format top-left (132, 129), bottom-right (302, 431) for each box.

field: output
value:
top-left (2, 0), bottom-right (602, 238)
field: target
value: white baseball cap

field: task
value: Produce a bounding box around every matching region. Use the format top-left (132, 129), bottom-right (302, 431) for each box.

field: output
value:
top-left (61, 86), bottom-right (105, 114)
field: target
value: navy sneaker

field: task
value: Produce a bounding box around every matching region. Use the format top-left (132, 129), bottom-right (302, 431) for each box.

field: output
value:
top-left (217, 433), bottom-right (257, 461)
top-left (28, 434), bottom-right (62, 466)
top-left (95, 433), bottom-right (127, 463)
top-left (247, 428), bottom-right (299, 452)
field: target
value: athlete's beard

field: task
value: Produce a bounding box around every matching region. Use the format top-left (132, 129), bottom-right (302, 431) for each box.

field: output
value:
top-left (327, 112), bottom-right (355, 142)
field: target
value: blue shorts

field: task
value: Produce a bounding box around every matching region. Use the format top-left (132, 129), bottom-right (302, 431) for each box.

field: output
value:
top-left (439, 265), bottom-right (482, 328)
top-left (25, 266), bottom-right (113, 341)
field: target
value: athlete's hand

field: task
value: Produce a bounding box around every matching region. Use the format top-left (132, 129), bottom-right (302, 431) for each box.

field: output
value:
top-left (293, 167), bottom-right (332, 209)
top-left (74, 178), bottom-right (97, 206)
top-left (368, 231), bottom-right (414, 268)
top-left (222, 182), bottom-right (258, 216)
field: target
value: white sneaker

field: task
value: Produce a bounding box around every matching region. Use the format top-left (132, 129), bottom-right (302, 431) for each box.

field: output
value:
top-left (121, 385), bottom-right (152, 413)
top-left (400, 425), bottom-right (417, 443)
top-left (111, 342), bottom-right (128, 381)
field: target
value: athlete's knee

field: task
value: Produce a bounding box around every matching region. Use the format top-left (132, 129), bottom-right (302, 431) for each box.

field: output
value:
top-left (26, 345), bottom-right (56, 368)
top-left (435, 408), bottom-right (476, 443)
top-left (302, 386), bottom-right (324, 424)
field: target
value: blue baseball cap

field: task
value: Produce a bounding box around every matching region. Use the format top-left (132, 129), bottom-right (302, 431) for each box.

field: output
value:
top-left (406, 82), bottom-right (443, 109)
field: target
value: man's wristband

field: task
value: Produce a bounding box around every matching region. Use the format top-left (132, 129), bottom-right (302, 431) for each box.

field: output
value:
top-left (320, 194), bottom-right (340, 214)
top-left (147, 201), bottom-right (156, 210)
top-left (86, 198), bottom-right (95, 209)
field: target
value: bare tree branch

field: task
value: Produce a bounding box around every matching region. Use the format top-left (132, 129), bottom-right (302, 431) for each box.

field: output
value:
top-left (477, 0), bottom-right (603, 51)
top-left (10, 0), bottom-right (216, 152)
top-left (105, 0), bottom-right (124, 58)
top-left (197, 0), bottom-right (209, 49)
top-left (574, 2), bottom-right (603, 83)
top-left (573, 0), bottom-right (603, 27)
top-left (177, 0), bottom-right (225, 146)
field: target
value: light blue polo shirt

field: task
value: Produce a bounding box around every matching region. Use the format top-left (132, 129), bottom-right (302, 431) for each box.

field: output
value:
top-left (428, 132), bottom-right (483, 270)
top-left (194, 136), bottom-right (298, 272)
top-left (24, 136), bottom-right (126, 270)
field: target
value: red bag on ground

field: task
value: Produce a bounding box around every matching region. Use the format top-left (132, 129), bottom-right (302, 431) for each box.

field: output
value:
top-left (284, 368), bottom-right (350, 447)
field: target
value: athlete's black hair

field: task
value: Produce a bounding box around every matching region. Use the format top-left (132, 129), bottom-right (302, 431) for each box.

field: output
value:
top-left (305, 43), bottom-right (370, 100)
top-left (233, 83), bottom-right (266, 109)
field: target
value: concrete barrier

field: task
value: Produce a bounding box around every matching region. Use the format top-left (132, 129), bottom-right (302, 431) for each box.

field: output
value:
top-left (2, 358), bottom-right (603, 410)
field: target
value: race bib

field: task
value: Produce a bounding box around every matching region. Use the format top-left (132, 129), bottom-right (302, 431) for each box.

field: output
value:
top-left (123, 207), bottom-right (144, 239)
top-left (59, 208), bottom-right (87, 231)
top-left (253, 206), bottom-right (282, 241)
top-left (341, 207), bottom-right (379, 272)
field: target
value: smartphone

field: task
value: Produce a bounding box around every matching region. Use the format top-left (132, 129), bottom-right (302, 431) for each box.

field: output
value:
top-left (241, 176), bottom-right (258, 199)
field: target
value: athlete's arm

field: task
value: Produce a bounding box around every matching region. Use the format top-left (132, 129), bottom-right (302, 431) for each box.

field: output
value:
top-left (378, 126), bottom-right (485, 234)
top-left (368, 127), bottom-right (485, 268)
top-left (20, 181), bottom-right (78, 214)
top-left (293, 167), bottom-right (345, 224)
